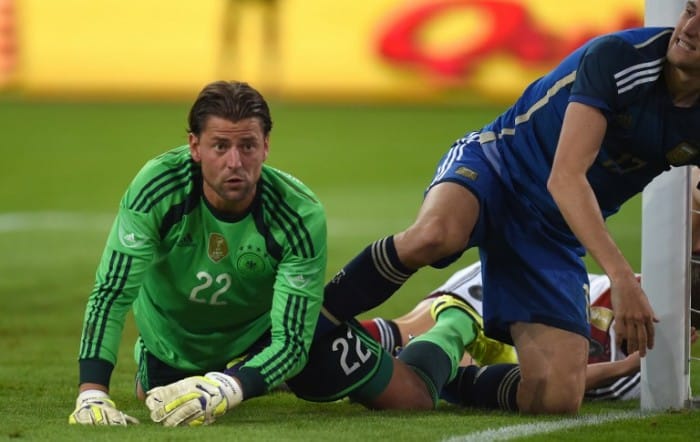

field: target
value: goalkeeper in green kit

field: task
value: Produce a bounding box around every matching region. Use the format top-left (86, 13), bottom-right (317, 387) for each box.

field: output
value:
top-left (69, 80), bottom-right (327, 426)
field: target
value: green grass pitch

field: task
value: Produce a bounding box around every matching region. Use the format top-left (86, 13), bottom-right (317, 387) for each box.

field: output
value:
top-left (0, 98), bottom-right (698, 441)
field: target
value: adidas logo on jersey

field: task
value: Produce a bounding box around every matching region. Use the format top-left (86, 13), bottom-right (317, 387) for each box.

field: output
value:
top-left (285, 274), bottom-right (309, 289)
top-left (118, 230), bottom-right (146, 248)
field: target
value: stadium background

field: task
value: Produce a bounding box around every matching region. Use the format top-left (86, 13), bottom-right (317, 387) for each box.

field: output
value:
top-left (2, 0), bottom-right (644, 103)
top-left (3, 0), bottom-right (699, 440)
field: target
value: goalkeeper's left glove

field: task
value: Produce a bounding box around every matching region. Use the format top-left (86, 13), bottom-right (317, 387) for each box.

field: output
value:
top-left (145, 372), bottom-right (243, 427)
top-left (68, 389), bottom-right (140, 426)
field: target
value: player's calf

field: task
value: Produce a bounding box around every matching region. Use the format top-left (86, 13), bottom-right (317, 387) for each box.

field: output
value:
top-left (288, 318), bottom-right (435, 410)
top-left (441, 364), bottom-right (520, 411)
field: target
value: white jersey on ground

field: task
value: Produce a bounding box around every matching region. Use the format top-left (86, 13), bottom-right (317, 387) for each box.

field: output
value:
top-left (430, 261), bottom-right (640, 401)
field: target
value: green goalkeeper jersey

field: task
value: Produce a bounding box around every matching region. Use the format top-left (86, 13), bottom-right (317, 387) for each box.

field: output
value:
top-left (78, 145), bottom-right (327, 397)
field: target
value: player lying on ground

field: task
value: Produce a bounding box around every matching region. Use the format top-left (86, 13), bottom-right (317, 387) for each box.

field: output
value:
top-left (144, 294), bottom-right (525, 425)
top-left (360, 260), bottom-right (699, 401)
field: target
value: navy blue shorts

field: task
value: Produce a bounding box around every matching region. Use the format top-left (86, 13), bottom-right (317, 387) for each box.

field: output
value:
top-left (427, 132), bottom-right (591, 344)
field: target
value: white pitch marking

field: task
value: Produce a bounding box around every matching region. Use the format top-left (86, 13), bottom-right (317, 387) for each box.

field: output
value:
top-left (444, 411), bottom-right (648, 442)
top-left (0, 211), bottom-right (403, 237)
top-left (0, 211), bottom-right (115, 233)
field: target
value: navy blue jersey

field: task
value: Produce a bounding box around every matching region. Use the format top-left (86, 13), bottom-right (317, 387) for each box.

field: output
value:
top-left (480, 27), bottom-right (700, 229)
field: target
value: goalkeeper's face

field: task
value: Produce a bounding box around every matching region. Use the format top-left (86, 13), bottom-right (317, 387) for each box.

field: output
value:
top-left (189, 115), bottom-right (269, 215)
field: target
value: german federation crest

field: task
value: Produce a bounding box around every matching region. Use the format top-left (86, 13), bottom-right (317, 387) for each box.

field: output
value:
top-left (236, 249), bottom-right (265, 277)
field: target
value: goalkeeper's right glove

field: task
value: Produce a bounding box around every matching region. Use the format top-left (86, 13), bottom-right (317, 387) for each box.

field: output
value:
top-left (145, 372), bottom-right (243, 427)
top-left (68, 389), bottom-right (139, 426)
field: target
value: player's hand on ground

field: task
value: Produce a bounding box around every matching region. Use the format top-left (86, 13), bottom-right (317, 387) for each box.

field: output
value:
top-left (68, 390), bottom-right (139, 426)
top-left (610, 276), bottom-right (658, 357)
top-left (145, 372), bottom-right (243, 427)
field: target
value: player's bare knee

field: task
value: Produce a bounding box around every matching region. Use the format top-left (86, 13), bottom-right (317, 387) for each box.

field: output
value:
top-left (365, 359), bottom-right (436, 411)
top-left (518, 372), bottom-right (583, 415)
top-left (398, 221), bottom-right (462, 265)
top-left (540, 392), bottom-right (582, 415)
top-left (513, 323), bottom-right (588, 414)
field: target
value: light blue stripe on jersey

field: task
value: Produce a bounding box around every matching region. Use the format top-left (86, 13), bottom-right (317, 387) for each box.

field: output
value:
top-left (432, 141), bottom-right (465, 185)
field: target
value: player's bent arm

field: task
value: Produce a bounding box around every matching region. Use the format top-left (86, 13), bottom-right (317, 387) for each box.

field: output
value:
top-left (72, 204), bottom-right (159, 425)
top-left (549, 103), bottom-right (634, 283)
top-left (584, 352), bottom-right (640, 390)
top-left (78, 206), bottom-right (157, 377)
top-left (548, 102), bottom-right (656, 356)
top-left (74, 247), bottom-right (152, 421)
top-left (231, 255), bottom-right (327, 397)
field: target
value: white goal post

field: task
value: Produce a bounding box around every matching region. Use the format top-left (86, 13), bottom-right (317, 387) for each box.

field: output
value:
top-left (640, 0), bottom-right (694, 411)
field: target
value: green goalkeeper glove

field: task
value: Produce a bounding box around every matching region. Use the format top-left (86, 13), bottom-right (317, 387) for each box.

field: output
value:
top-left (145, 372), bottom-right (243, 427)
top-left (68, 390), bottom-right (139, 426)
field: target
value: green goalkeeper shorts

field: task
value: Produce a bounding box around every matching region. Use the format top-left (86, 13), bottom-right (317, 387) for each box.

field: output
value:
top-left (286, 319), bottom-right (394, 403)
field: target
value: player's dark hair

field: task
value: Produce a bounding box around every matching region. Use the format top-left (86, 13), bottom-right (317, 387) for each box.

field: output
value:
top-left (187, 80), bottom-right (273, 136)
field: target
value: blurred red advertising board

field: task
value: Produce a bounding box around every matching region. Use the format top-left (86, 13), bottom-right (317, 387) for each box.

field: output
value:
top-left (13, 0), bottom-right (645, 103)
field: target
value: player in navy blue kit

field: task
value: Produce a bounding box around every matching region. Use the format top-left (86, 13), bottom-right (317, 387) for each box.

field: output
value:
top-left (321, 3), bottom-right (700, 415)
